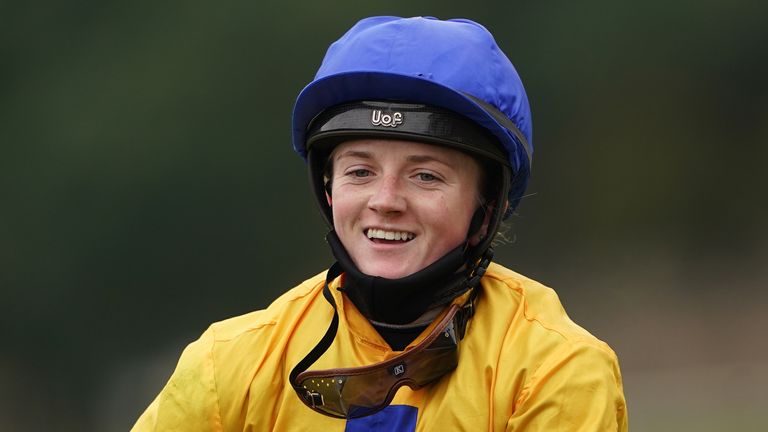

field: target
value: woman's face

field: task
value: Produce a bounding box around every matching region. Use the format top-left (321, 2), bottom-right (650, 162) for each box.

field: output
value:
top-left (329, 139), bottom-right (483, 279)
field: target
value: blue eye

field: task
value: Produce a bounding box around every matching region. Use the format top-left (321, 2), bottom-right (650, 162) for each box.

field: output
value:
top-left (418, 173), bottom-right (437, 182)
top-left (352, 169), bottom-right (370, 177)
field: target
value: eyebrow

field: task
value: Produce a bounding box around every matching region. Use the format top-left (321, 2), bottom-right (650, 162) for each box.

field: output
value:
top-left (335, 151), bottom-right (446, 165)
top-left (334, 150), bottom-right (372, 161)
top-left (406, 154), bottom-right (443, 164)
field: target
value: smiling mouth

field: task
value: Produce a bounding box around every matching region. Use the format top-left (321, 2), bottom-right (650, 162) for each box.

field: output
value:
top-left (366, 228), bottom-right (415, 242)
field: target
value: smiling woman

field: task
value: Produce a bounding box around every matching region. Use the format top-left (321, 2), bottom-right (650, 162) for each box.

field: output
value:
top-left (132, 16), bottom-right (627, 431)
top-left (329, 139), bottom-right (483, 279)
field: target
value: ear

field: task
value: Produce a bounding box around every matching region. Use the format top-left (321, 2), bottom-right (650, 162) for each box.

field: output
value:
top-left (325, 181), bottom-right (333, 206)
top-left (468, 200), bottom-right (509, 246)
top-left (468, 204), bottom-right (493, 246)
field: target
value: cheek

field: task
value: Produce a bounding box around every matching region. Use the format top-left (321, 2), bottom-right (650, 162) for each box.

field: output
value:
top-left (329, 191), bottom-right (357, 229)
top-left (439, 190), bottom-right (478, 238)
top-left (425, 198), bottom-right (464, 237)
top-left (330, 199), bottom-right (344, 227)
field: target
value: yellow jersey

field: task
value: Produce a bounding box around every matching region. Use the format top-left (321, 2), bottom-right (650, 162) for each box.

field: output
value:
top-left (133, 262), bottom-right (627, 431)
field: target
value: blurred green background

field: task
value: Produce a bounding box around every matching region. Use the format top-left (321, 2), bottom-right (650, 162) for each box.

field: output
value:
top-left (1, 1), bottom-right (767, 430)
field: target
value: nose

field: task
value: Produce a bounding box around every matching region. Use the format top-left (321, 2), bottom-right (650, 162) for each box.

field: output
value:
top-left (367, 175), bottom-right (406, 214)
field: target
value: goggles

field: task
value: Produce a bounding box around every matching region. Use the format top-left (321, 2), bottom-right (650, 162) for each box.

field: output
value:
top-left (289, 255), bottom-right (489, 419)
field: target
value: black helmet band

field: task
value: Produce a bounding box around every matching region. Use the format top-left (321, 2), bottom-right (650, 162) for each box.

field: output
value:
top-left (306, 101), bottom-right (510, 168)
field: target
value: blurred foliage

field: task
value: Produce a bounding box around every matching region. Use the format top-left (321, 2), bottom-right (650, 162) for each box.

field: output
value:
top-left (1, 0), bottom-right (767, 430)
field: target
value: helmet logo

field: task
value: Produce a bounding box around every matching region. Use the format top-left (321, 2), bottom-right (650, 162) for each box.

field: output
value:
top-left (371, 110), bottom-right (403, 128)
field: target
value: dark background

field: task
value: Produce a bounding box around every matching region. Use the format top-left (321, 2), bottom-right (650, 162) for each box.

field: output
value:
top-left (2, 1), bottom-right (767, 430)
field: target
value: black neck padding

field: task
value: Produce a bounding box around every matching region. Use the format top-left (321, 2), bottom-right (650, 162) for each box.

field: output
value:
top-left (326, 230), bottom-right (473, 325)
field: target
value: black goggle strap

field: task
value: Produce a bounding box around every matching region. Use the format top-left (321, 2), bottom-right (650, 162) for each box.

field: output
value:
top-left (289, 262), bottom-right (344, 387)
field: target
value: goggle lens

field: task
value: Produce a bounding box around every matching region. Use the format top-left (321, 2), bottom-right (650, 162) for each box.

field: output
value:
top-left (294, 307), bottom-right (461, 419)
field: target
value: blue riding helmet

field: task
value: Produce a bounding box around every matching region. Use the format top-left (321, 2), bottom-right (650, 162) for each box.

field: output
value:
top-left (292, 16), bottom-right (533, 217)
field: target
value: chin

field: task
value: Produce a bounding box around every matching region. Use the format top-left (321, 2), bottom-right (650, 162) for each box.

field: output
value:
top-left (359, 263), bottom-right (413, 279)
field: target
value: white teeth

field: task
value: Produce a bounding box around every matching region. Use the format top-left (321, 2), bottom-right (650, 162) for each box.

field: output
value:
top-left (366, 229), bottom-right (414, 241)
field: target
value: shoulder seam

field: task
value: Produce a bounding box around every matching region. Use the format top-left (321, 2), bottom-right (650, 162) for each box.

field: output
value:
top-left (483, 269), bottom-right (612, 351)
top-left (210, 273), bottom-right (327, 343)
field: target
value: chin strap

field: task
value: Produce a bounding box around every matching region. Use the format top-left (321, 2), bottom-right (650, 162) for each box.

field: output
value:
top-left (432, 247), bottom-right (493, 311)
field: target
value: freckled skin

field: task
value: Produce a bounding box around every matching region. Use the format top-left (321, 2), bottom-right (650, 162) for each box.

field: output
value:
top-left (329, 139), bottom-right (482, 279)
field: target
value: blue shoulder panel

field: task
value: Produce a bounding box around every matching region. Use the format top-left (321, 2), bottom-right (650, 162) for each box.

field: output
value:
top-left (344, 405), bottom-right (418, 432)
